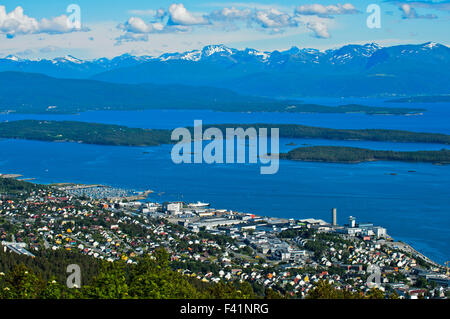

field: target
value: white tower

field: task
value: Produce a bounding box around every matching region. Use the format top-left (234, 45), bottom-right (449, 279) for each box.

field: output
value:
top-left (332, 208), bottom-right (337, 226)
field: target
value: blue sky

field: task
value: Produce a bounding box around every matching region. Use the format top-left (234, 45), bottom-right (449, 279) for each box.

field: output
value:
top-left (0, 0), bottom-right (448, 59)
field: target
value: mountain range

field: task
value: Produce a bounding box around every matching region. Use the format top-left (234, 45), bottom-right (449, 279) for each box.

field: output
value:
top-left (1, 42), bottom-right (449, 97)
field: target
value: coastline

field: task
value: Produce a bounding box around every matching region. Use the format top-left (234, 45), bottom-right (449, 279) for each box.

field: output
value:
top-left (1, 172), bottom-right (445, 267)
top-left (379, 240), bottom-right (444, 269)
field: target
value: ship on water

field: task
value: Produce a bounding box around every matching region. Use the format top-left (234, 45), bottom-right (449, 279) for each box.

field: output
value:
top-left (188, 201), bottom-right (210, 208)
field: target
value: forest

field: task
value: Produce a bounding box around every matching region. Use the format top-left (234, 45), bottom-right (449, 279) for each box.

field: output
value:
top-left (280, 146), bottom-right (450, 164)
top-left (0, 247), bottom-right (391, 299)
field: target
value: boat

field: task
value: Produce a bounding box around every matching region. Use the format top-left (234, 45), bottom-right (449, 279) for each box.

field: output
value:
top-left (188, 201), bottom-right (210, 208)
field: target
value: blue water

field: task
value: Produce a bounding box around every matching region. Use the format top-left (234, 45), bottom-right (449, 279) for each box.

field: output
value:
top-left (0, 98), bottom-right (449, 264)
top-left (1, 99), bottom-right (449, 134)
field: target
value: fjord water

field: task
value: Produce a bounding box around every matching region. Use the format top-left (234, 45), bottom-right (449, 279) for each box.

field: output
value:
top-left (0, 98), bottom-right (449, 264)
top-left (2, 98), bottom-right (450, 133)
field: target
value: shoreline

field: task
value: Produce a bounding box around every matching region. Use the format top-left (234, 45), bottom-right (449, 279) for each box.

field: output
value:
top-left (379, 239), bottom-right (444, 269)
top-left (1, 172), bottom-right (446, 267)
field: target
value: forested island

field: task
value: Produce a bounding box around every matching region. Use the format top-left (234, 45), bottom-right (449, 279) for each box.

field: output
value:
top-left (280, 146), bottom-right (450, 164)
top-left (1, 120), bottom-right (450, 147)
top-left (0, 120), bottom-right (171, 146)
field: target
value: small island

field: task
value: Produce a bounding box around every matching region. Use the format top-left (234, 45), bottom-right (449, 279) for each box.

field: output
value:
top-left (280, 146), bottom-right (450, 164)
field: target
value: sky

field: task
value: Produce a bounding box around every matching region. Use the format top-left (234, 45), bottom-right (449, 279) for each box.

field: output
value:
top-left (0, 0), bottom-right (448, 59)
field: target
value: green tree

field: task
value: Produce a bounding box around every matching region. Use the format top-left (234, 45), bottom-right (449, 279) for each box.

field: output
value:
top-left (0, 264), bottom-right (44, 299)
top-left (128, 253), bottom-right (201, 299)
top-left (306, 280), bottom-right (362, 299)
top-left (365, 288), bottom-right (385, 299)
top-left (264, 288), bottom-right (284, 299)
top-left (39, 277), bottom-right (72, 299)
top-left (82, 261), bottom-right (129, 299)
top-left (208, 281), bottom-right (256, 299)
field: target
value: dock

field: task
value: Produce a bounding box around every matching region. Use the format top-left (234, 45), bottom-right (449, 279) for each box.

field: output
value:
top-left (0, 174), bottom-right (23, 179)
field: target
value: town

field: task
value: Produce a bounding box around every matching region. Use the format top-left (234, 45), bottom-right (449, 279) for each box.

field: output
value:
top-left (0, 177), bottom-right (448, 299)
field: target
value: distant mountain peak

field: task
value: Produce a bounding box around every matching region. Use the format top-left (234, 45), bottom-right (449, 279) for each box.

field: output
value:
top-left (4, 54), bottom-right (21, 62)
top-left (53, 55), bottom-right (84, 64)
top-left (243, 48), bottom-right (270, 60)
top-left (363, 42), bottom-right (381, 51)
top-left (422, 41), bottom-right (441, 49)
top-left (282, 46), bottom-right (301, 55)
top-left (201, 44), bottom-right (234, 57)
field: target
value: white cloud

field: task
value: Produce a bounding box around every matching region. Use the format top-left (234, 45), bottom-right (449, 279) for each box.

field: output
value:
top-left (207, 7), bottom-right (252, 21)
top-left (115, 32), bottom-right (149, 43)
top-left (117, 3), bottom-right (337, 43)
top-left (387, 1), bottom-right (450, 12)
top-left (117, 14), bottom-right (192, 43)
top-left (117, 17), bottom-right (172, 43)
top-left (0, 5), bottom-right (83, 38)
top-left (168, 3), bottom-right (208, 26)
top-left (203, 2), bottom-right (291, 12)
top-left (120, 17), bottom-right (158, 33)
top-left (306, 21), bottom-right (330, 38)
top-left (295, 3), bottom-right (359, 18)
top-left (207, 7), bottom-right (297, 31)
top-left (253, 8), bottom-right (297, 29)
top-left (128, 9), bottom-right (157, 17)
top-left (399, 3), bottom-right (438, 19)
top-left (39, 45), bottom-right (60, 53)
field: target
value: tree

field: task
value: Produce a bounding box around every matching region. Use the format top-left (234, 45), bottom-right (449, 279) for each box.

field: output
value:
top-left (208, 281), bottom-right (256, 299)
top-left (128, 249), bottom-right (203, 299)
top-left (82, 261), bottom-right (129, 299)
top-left (39, 277), bottom-right (74, 299)
top-left (365, 288), bottom-right (385, 299)
top-left (0, 264), bottom-right (44, 299)
top-left (306, 280), bottom-right (362, 299)
top-left (264, 288), bottom-right (283, 299)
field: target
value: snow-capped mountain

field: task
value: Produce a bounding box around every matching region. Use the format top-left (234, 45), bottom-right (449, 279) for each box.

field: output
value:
top-left (4, 54), bottom-right (22, 62)
top-left (52, 55), bottom-right (84, 64)
top-left (158, 45), bottom-right (239, 62)
top-left (0, 42), bottom-right (448, 97)
top-left (0, 52), bottom-right (155, 78)
top-left (2, 41), bottom-right (447, 72)
top-left (324, 43), bottom-right (381, 65)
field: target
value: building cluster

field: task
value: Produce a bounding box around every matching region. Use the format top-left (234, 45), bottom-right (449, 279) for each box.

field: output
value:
top-left (0, 183), bottom-right (448, 299)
